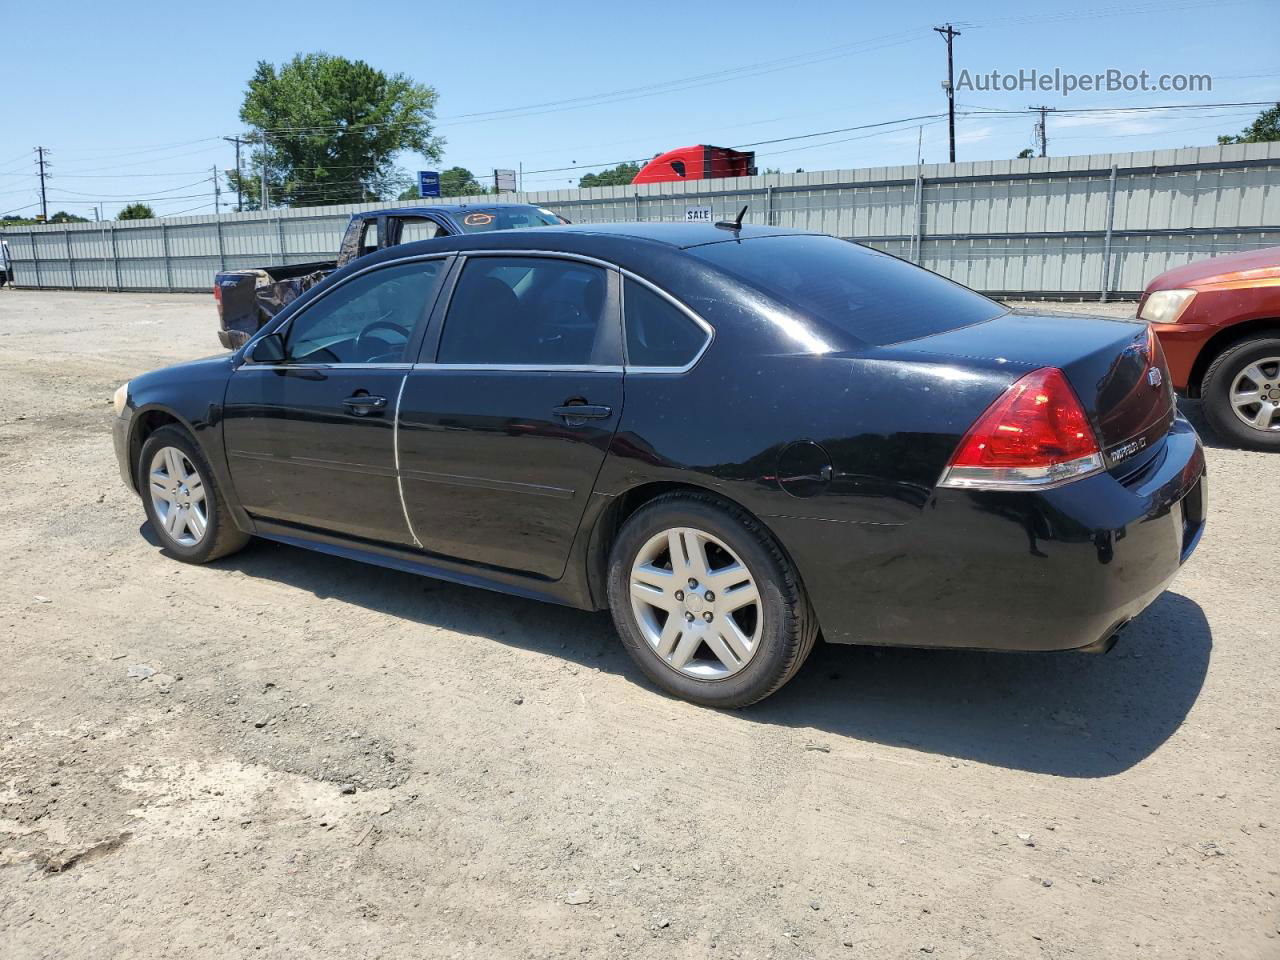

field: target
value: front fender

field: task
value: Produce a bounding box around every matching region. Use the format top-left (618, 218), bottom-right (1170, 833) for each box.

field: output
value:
top-left (118, 355), bottom-right (252, 534)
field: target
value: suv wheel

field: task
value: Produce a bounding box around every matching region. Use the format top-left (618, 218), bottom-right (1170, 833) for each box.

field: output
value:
top-left (1201, 335), bottom-right (1280, 451)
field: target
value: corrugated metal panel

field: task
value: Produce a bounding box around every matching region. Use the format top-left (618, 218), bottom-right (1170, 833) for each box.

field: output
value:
top-left (3, 142), bottom-right (1277, 296)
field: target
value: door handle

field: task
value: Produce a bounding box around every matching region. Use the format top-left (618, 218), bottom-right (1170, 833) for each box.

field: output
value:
top-left (552, 403), bottom-right (612, 421)
top-left (343, 394), bottom-right (388, 416)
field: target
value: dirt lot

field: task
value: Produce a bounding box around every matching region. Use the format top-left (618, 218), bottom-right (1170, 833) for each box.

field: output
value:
top-left (1, 290), bottom-right (1277, 959)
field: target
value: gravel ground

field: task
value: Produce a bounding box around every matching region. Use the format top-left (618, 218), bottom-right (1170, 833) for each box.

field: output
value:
top-left (1, 290), bottom-right (1277, 959)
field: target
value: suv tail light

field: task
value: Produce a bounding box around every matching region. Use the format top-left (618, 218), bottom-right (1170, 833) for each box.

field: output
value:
top-left (938, 367), bottom-right (1103, 491)
top-left (212, 282), bottom-right (223, 321)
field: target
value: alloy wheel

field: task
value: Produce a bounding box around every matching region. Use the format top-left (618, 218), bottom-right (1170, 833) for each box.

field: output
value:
top-left (1229, 356), bottom-right (1280, 432)
top-left (629, 526), bottom-right (763, 680)
top-left (148, 446), bottom-right (208, 547)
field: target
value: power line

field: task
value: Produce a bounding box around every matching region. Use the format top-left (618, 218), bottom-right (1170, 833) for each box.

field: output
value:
top-left (45, 177), bottom-right (213, 200)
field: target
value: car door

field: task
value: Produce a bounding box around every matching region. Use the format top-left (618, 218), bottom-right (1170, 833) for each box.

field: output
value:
top-left (222, 256), bottom-right (450, 545)
top-left (397, 253), bottom-right (624, 579)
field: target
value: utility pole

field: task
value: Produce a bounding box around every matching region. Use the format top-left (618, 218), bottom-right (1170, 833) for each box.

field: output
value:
top-left (933, 24), bottom-right (961, 163)
top-left (34, 147), bottom-right (50, 222)
top-left (222, 136), bottom-right (244, 211)
top-left (259, 130), bottom-right (271, 211)
top-left (1030, 105), bottom-right (1055, 157)
top-left (212, 165), bottom-right (221, 215)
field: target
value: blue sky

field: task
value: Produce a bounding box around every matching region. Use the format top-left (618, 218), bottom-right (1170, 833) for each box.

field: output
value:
top-left (2, 0), bottom-right (1276, 219)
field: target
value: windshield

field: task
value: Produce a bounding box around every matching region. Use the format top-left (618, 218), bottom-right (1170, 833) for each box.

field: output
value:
top-left (689, 234), bottom-right (1006, 346)
top-left (455, 207), bottom-right (566, 233)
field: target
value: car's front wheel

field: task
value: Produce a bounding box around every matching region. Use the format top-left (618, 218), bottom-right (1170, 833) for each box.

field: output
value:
top-left (607, 493), bottom-right (817, 708)
top-left (1201, 335), bottom-right (1280, 451)
top-left (138, 425), bottom-right (249, 563)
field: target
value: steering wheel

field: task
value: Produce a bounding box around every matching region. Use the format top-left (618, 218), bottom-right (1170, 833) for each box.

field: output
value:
top-left (355, 319), bottom-right (411, 361)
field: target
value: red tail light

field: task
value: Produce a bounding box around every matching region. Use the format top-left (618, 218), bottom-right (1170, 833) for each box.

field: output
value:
top-left (212, 282), bottom-right (223, 320)
top-left (939, 367), bottom-right (1103, 491)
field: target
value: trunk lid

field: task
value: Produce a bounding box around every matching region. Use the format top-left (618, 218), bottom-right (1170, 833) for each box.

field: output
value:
top-left (883, 310), bottom-right (1175, 475)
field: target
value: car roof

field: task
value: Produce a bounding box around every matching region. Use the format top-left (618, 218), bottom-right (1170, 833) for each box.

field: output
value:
top-left (361, 203), bottom-right (551, 218)
top-left (384, 220), bottom-right (811, 253)
top-left (351, 222), bottom-right (820, 285)
top-left (520, 221), bottom-right (810, 249)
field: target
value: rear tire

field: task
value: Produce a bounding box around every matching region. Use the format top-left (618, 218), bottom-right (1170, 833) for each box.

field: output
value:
top-left (138, 425), bottom-right (250, 563)
top-left (1201, 335), bottom-right (1280, 451)
top-left (606, 493), bottom-right (817, 708)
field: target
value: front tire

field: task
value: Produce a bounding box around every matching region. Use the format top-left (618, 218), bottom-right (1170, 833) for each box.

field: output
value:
top-left (138, 425), bottom-right (249, 563)
top-left (1201, 336), bottom-right (1280, 451)
top-left (607, 493), bottom-right (817, 708)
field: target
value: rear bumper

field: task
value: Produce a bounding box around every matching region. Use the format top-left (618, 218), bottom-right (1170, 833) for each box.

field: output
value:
top-left (773, 416), bottom-right (1206, 651)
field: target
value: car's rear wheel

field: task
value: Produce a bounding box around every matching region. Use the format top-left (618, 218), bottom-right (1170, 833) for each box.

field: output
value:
top-left (606, 493), bottom-right (817, 708)
top-left (1201, 336), bottom-right (1280, 451)
top-left (138, 425), bottom-right (249, 563)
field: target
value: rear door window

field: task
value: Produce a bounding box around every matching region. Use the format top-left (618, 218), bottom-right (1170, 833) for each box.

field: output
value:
top-left (437, 256), bottom-right (617, 366)
top-left (688, 235), bottom-right (1005, 346)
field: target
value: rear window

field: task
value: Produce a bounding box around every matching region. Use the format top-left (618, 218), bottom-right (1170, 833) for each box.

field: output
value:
top-left (455, 207), bottom-right (565, 233)
top-left (688, 235), bottom-right (1005, 346)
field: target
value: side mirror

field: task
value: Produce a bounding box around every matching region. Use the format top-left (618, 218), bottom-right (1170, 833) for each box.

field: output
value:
top-left (248, 333), bottom-right (285, 364)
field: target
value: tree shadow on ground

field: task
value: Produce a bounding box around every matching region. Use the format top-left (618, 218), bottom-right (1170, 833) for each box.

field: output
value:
top-left (168, 531), bottom-right (1210, 780)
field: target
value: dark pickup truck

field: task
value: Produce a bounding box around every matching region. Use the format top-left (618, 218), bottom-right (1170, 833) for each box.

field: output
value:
top-left (213, 203), bottom-right (566, 348)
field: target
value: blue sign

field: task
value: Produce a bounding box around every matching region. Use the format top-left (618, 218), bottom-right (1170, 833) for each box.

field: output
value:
top-left (417, 170), bottom-right (441, 198)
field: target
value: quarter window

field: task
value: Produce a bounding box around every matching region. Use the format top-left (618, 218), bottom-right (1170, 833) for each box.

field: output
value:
top-left (438, 257), bottom-right (615, 366)
top-left (283, 260), bottom-right (443, 364)
top-left (623, 278), bottom-right (708, 368)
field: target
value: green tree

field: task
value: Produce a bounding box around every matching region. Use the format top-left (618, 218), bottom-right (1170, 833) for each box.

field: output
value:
top-left (396, 166), bottom-right (490, 200)
top-left (49, 211), bottom-right (90, 223)
top-left (1017, 148), bottom-right (1035, 159)
top-left (118, 203), bottom-right (155, 221)
top-left (230, 53), bottom-right (444, 208)
top-left (442, 167), bottom-right (490, 197)
top-left (1218, 103), bottom-right (1280, 144)
top-left (578, 162), bottom-right (641, 188)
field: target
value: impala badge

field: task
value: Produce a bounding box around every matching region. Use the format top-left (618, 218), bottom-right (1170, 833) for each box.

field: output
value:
top-left (1148, 367), bottom-right (1164, 388)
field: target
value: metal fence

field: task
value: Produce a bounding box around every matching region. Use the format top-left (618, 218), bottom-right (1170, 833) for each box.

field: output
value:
top-left (4, 142), bottom-right (1278, 299)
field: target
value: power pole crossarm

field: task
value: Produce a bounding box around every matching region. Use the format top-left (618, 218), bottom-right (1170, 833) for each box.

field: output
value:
top-left (933, 24), bottom-right (961, 164)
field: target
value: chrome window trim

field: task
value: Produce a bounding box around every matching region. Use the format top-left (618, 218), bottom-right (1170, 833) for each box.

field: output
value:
top-left (412, 363), bottom-right (624, 373)
top-left (239, 362), bottom-right (414, 372)
top-left (426, 249), bottom-right (714, 376)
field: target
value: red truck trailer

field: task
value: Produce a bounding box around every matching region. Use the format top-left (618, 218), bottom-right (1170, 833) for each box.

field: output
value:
top-left (632, 145), bottom-right (756, 185)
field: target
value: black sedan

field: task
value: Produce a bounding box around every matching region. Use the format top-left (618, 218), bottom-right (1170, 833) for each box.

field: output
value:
top-left (112, 222), bottom-right (1207, 708)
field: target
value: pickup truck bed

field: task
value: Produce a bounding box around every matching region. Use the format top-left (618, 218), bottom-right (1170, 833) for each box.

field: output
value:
top-left (213, 204), bottom-right (566, 349)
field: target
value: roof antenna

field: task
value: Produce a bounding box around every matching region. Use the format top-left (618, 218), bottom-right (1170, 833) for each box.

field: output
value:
top-left (715, 205), bottom-right (748, 231)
